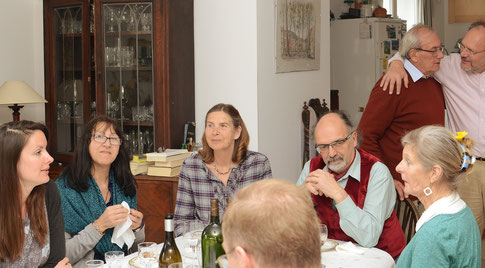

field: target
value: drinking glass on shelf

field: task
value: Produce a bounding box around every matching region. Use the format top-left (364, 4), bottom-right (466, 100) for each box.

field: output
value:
top-left (105, 250), bottom-right (124, 267)
top-left (139, 131), bottom-right (145, 153)
top-left (319, 223), bottom-right (328, 246)
top-left (138, 242), bottom-right (158, 266)
top-left (85, 260), bottom-right (104, 267)
top-left (105, 46), bottom-right (113, 66)
top-left (131, 129), bottom-right (139, 155)
top-left (145, 130), bottom-right (153, 153)
top-left (106, 9), bottom-right (117, 32)
top-left (141, 13), bottom-right (150, 31)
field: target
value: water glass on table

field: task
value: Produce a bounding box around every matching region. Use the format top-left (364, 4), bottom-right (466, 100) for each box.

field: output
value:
top-left (85, 260), bottom-right (104, 267)
top-left (320, 223), bottom-right (328, 246)
top-left (105, 251), bottom-right (124, 267)
top-left (138, 242), bottom-right (158, 267)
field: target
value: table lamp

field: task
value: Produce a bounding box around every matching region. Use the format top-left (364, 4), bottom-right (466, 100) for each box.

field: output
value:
top-left (0, 80), bottom-right (47, 121)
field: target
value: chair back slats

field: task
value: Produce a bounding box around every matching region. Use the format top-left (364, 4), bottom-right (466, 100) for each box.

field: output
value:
top-left (395, 196), bottom-right (420, 243)
top-left (302, 101), bottom-right (310, 167)
top-left (302, 98), bottom-right (330, 165)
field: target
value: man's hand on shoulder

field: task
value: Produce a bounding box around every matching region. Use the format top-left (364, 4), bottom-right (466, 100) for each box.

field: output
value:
top-left (304, 169), bottom-right (348, 203)
top-left (380, 60), bottom-right (408, 94)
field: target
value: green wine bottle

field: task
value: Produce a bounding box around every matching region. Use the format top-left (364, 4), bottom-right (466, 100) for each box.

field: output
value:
top-left (159, 214), bottom-right (182, 267)
top-left (202, 198), bottom-right (225, 268)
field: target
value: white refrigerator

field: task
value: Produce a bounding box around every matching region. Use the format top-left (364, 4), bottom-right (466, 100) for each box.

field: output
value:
top-left (330, 18), bottom-right (406, 126)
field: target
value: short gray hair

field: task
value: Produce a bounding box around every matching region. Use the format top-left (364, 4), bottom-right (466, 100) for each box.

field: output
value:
top-left (399, 24), bottom-right (435, 60)
top-left (401, 125), bottom-right (474, 190)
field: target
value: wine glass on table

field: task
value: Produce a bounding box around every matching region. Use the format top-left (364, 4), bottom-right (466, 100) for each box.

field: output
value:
top-left (183, 221), bottom-right (205, 261)
top-left (105, 251), bottom-right (124, 267)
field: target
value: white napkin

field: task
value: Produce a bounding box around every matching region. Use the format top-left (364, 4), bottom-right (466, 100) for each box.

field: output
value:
top-left (335, 242), bottom-right (365, 255)
top-left (111, 201), bottom-right (135, 249)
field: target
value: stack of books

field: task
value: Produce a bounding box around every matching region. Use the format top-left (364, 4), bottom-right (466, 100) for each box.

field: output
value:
top-left (129, 155), bottom-right (153, 175)
top-left (146, 149), bottom-right (191, 177)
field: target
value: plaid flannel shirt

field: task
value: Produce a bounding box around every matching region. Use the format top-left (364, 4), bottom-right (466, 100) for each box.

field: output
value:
top-left (173, 151), bottom-right (272, 236)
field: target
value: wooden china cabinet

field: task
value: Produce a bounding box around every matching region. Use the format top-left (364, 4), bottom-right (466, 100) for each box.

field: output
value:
top-left (43, 0), bottom-right (194, 242)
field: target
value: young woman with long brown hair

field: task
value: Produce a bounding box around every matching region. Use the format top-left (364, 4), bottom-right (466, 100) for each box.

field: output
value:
top-left (0, 121), bottom-right (70, 267)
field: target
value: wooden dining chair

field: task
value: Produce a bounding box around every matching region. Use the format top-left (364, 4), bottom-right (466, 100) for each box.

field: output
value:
top-left (394, 196), bottom-right (420, 243)
top-left (301, 98), bottom-right (330, 166)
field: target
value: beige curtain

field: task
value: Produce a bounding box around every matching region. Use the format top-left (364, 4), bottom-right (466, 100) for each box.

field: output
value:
top-left (417, 0), bottom-right (433, 27)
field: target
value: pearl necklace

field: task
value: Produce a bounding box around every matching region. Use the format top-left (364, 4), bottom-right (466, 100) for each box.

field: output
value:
top-left (213, 163), bottom-right (231, 175)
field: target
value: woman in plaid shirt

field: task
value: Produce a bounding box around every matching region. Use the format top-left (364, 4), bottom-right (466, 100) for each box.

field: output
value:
top-left (174, 103), bottom-right (273, 236)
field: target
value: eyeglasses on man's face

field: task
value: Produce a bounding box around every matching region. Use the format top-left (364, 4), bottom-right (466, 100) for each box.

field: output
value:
top-left (91, 134), bottom-right (122, 146)
top-left (457, 42), bottom-right (485, 57)
top-left (414, 45), bottom-right (447, 57)
top-left (315, 132), bottom-right (354, 154)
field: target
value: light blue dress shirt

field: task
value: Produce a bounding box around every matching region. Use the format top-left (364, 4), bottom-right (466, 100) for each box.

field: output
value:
top-left (403, 59), bottom-right (426, 82)
top-left (297, 150), bottom-right (396, 247)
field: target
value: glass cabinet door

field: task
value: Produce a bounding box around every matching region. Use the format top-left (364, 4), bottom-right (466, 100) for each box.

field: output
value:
top-left (54, 5), bottom-right (84, 153)
top-left (102, 3), bottom-right (154, 155)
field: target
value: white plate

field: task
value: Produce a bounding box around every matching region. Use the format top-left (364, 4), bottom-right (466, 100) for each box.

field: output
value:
top-left (321, 240), bottom-right (338, 251)
top-left (129, 256), bottom-right (159, 268)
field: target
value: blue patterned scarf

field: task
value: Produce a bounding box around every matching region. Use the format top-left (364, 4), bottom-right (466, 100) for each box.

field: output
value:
top-left (56, 170), bottom-right (137, 255)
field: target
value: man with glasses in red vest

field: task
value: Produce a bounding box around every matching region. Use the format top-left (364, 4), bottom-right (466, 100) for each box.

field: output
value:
top-left (303, 111), bottom-right (405, 258)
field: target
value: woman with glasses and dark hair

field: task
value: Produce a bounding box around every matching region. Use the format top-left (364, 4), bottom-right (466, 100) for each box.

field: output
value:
top-left (173, 103), bottom-right (273, 236)
top-left (0, 121), bottom-right (71, 267)
top-left (56, 116), bottom-right (145, 267)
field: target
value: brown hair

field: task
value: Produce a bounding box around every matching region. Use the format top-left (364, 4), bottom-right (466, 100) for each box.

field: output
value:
top-left (0, 121), bottom-right (49, 261)
top-left (401, 125), bottom-right (474, 190)
top-left (199, 103), bottom-right (249, 164)
top-left (222, 179), bottom-right (321, 268)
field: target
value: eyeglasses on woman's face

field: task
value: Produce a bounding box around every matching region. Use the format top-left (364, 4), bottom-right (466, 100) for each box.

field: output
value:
top-left (91, 133), bottom-right (122, 146)
top-left (315, 132), bottom-right (354, 154)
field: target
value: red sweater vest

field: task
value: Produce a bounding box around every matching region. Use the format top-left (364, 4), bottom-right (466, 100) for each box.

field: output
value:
top-left (310, 149), bottom-right (405, 258)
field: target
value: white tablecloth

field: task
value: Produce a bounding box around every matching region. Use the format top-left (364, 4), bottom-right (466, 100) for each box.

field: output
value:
top-left (322, 240), bottom-right (395, 268)
top-left (107, 238), bottom-right (395, 268)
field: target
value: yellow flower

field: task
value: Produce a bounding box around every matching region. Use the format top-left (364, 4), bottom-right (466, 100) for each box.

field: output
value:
top-left (454, 131), bottom-right (468, 141)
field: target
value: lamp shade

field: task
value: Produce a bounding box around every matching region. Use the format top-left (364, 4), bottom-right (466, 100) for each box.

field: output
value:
top-left (0, 80), bottom-right (47, 105)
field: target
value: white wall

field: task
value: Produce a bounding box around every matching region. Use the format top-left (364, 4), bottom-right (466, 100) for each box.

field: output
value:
top-left (0, 0), bottom-right (45, 124)
top-left (432, 0), bottom-right (468, 53)
top-left (194, 0), bottom-right (259, 149)
top-left (257, 1), bottom-right (330, 182)
top-left (194, 1), bottom-right (330, 182)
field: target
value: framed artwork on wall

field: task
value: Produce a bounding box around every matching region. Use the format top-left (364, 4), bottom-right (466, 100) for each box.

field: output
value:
top-left (275, 0), bottom-right (321, 73)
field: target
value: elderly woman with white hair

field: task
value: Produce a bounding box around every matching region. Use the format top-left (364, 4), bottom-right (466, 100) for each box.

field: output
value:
top-left (395, 125), bottom-right (480, 267)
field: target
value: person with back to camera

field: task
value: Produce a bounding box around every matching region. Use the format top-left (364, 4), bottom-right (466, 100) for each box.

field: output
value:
top-left (0, 120), bottom-right (71, 267)
top-left (221, 179), bottom-right (322, 268)
top-left (174, 103), bottom-right (272, 236)
top-left (395, 125), bottom-right (480, 267)
top-left (56, 116), bottom-right (145, 267)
